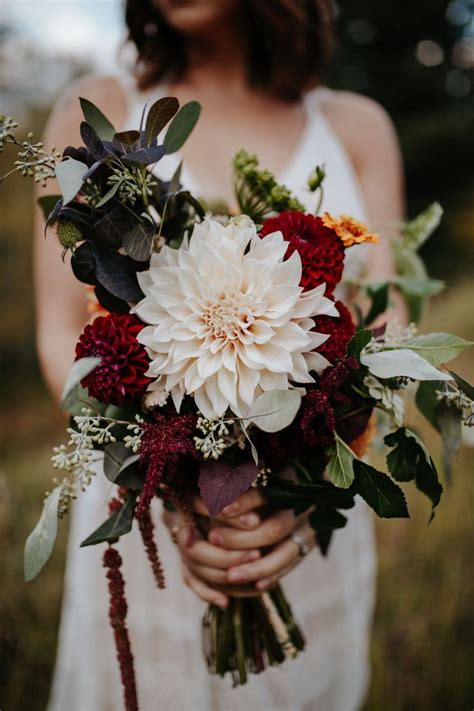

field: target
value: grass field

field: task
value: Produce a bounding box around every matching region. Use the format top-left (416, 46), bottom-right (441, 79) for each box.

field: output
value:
top-left (0, 283), bottom-right (473, 710)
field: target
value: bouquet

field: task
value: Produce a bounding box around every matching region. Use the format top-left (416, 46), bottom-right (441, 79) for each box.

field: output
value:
top-left (1, 98), bottom-right (473, 709)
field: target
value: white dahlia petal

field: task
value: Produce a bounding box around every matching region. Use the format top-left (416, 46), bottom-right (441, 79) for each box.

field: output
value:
top-left (136, 218), bottom-right (341, 417)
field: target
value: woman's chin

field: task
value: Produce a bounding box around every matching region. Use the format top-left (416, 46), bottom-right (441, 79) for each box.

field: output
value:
top-left (154, 0), bottom-right (237, 35)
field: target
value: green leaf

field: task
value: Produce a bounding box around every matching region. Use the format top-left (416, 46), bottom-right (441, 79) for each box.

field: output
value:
top-left (94, 180), bottom-right (122, 209)
top-left (346, 328), bottom-right (372, 358)
top-left (405, 332), bottom-right (473, 366)
top-left (55, 158), bottom-right (88, 205)
top-left (61, 357), bottom-right (101, 409)
top-left (122, 220), bottom-right (155, 261)
top-left (415, 380), bottom-right (443, 430)
top-left (385, 427), bottom-right (442, 520)
top-left (79, 97), bottom-right (116, 140)
top-left (360, 349), bottom-right (452, 381)
top-left (309, 507), bottom-right (348, 530)
top-left (436, 402), bottom-right (462, 480)
top-left (103, 442), bottom-right (132, 482)
top-left (392, 276), bottom-right (445, 298)
top-left (245, 389), bottom-right (302, 432)
top-left (144, 97), bottom-right (179, 146)
top-left (353, 460), bottom-right (409, 518)
top-left (24, 486), bottom-right (61, 581)
top-left (326, 434), bottom-right (355, 489)
top-left (384, 427), bottom-right (418, 481)
top-left (80, 493), bottom-right (137, 547)
top-left (38, 194), bottom-right (61, 221)
top-left (164, 101), bottom-right (202, 153)
top-left (364, 283), bottom-right (389, 326)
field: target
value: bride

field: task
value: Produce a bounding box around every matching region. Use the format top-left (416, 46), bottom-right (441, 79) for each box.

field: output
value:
top-left (35, 1), bottom-right (405, 709)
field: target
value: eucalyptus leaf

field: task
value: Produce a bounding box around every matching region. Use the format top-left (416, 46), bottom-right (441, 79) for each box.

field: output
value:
top-left (326, 434), bottom-right (355, 489)
top-left (113, 130), bottom-right (140, 152)
top-left (164, 101), bottom-right (202, 153)
top-left (95, 180), bottom-right (122, 209)
top-left (405, 332), bottom-right (473, 366)
top-left (122, 221), bottom-right (155, 261)
top-left (123, 144), bottom-right (167, 167)
top-left (55, 158), bottom-right (88, 205)
top-left (80, 493), bottom-right (137, 547)
top-left (353, 460), bottom-right (409, 519)
top-left (245, 389), bottom-right (302, 432)
top-left (95, 249), bottom-right (145, 303)
top-left (61, 357), bottom-right (101, 408)
top-left (103, 442), bottom-right (130, 482)
top-left (24, 486), bottom-right (61, 581)
top-left (79, 97), bottom-right (116, 140)
top-left (144, 97), bottom-right (179, 146)
top-left (79, 121), bottom-right (108, 159)
top-left (38, 194), bottom-right (61, 221)
top-left (360, 349), bottom-right (452, 381)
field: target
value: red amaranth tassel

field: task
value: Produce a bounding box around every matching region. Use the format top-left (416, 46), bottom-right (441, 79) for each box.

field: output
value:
top-left (103, 546), bottom-right (138, 711)
top-left (138, 509), bottom-right (166, 589)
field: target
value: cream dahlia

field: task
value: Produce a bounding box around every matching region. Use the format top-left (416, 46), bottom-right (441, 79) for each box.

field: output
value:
top-left (132, 218), bottom-right (339, 419)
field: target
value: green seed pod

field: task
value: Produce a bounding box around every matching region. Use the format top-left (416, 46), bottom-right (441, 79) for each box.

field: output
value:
top-left (56, 221), bottom-right (81, 249)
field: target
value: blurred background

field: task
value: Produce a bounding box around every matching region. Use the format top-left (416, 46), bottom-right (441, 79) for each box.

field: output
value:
top-left (0, 1), bottom-right (473, 709)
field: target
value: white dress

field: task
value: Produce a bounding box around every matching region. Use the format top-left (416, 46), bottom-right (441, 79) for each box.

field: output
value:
top-left (48, 82), bottom-right (376, 711)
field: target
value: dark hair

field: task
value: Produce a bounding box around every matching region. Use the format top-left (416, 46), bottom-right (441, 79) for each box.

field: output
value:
top-left (125, 0), bottom-right (335, 101)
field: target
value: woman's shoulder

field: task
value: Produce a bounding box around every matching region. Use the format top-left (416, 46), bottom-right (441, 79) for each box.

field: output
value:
top-left (317, 88), bottom-right (400, 170)
top-left (43, 73), bottom-right (129, 145)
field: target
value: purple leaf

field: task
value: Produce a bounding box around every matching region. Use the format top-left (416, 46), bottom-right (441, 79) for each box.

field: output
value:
top-left (198, 461), bottom-right (259, 518)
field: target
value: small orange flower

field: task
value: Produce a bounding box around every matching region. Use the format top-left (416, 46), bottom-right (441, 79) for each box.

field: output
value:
top-left (349, 414), bottom-right (377, 458)
top-left (322, 212), bottom-right (379, 248)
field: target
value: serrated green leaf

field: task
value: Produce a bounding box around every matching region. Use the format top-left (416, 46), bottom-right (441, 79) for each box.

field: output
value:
top-left (385, 426), bottom-right (442, 520)
top-left (405, 332), bottom-right (473, 366)
top-left (61, 357), bottom-right (101, 409)
top-left (79, 97), bottom-right (116, 140)
top-left (80, 493), bottom-right (136, 547)
top-left (326, 434), bottom-right (355, 489)
top-left (164, 101), bottom-right (202, 153)
top-left (24, 486), bottom-right (61, 581)
top-left (309, 507), bottom-right (348, 530)
top-left (347, 328), bottom-right (372, 358)
top-left (245, 389), bottom-right (302, 433)
top-left (353, 460), bottom-right (409, 518)
top-left (55, 158), bottom-right (88, 205)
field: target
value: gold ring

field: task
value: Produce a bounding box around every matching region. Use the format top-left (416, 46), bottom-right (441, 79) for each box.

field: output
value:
top-left (171, 524), bottom-right (181, 545)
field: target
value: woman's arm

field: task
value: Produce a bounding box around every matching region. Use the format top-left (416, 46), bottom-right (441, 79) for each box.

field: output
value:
top-left (34, 75), bottom-right (127, 403)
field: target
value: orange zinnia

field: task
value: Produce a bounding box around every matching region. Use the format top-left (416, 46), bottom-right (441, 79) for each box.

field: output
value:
top-left (322, 212), bottom-right (379, 248)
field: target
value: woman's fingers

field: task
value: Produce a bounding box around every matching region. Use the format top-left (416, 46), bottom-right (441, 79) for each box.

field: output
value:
top-left (179, 536), bottom-right (261, 570)
top-left (190, 489), bottom-right (266, 527)
top-left (225, 522), bottom-right (316, 586)
top-left (186, 561), bottom-right (229, 585)
top-left (182, 564), bottom-right (228, 608)
top-left (208, 509), bottom-right (300, 550)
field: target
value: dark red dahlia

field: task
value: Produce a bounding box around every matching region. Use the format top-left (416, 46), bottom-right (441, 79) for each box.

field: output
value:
top-left (75, 314), bottom-right (151, 405)
top-left (260, 211), bottom-right (345, 295)
top-left (312, 300), bottom-right (355, 363)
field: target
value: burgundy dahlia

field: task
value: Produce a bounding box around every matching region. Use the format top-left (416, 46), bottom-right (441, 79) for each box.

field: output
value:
top-left (75, 314), bottom-right (151, 405)
top-left (260, 211), bottom-right (345, 295)
top-left (312, 300), bottom-right (355, 363)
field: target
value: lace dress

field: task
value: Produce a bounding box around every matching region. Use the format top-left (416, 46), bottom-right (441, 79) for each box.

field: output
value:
top-left (48, 82), bottom-right (376, 711)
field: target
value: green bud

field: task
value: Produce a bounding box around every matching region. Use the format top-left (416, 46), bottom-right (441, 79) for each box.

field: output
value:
top-left (308, 165), bottom-right (326, 192)
top-left (56, 221), bottom-right (81, 249)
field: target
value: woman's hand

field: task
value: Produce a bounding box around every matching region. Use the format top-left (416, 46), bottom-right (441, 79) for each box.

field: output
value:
top-left (208, 507), bottom-right (316, 592)
top-left (162, 493), bottom-right (265, 609)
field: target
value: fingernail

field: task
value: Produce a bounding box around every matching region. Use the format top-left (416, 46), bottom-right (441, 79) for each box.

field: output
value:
top-left (209, 530), bottom-right (224, 546)
top-left (256, 580), bottom-right (269, 591)
top-left (244, 550), bottom-right (260, 562)
top-left (228, 568), bottom-right (246, 583)
top-left (239, 513), bottom-right (259, 528)
top-left (222, 502), bottom-right (239, 516)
